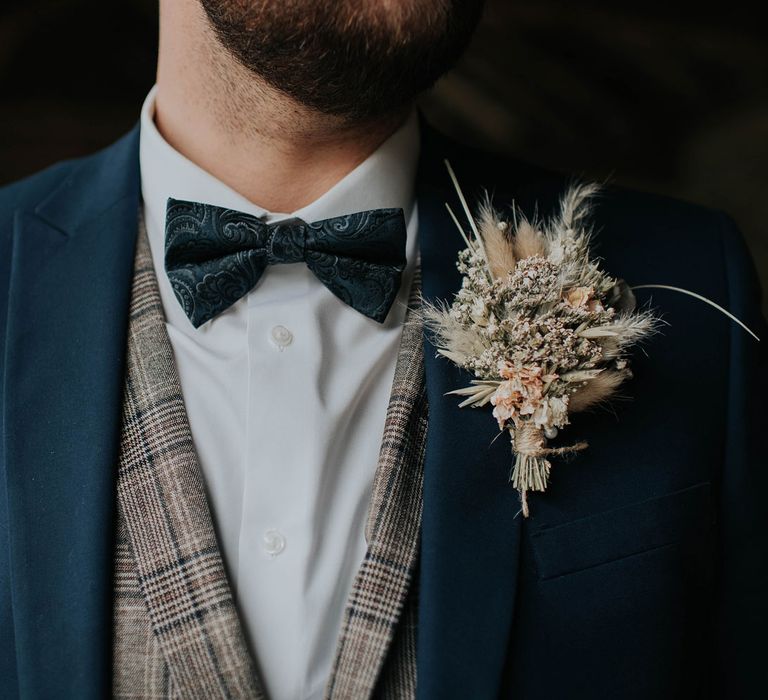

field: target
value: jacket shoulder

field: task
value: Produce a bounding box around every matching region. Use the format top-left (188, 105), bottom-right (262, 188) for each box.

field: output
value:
top-left (457, 140), bottom-right (724, 231)
top-left (426, 124), bottom-right (728, 242)
top-left (433, 128), bottom-right (760, 317)
top-left (472, 141), bottom-right (736, 256)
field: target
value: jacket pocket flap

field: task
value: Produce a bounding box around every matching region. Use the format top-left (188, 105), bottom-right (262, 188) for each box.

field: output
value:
top-left (531, 482), bottom-right (712, 580)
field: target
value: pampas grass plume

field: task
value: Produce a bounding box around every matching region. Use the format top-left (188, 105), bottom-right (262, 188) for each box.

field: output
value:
top-left (477, 200), bottom-right (517, 279)
top-left (568, 369), bottom-right (630, 412)
top-left (513, 219), bottom-right (547, 260)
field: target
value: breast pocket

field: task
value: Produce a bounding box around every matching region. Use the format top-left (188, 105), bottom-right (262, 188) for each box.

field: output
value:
top-left (531, 482), bottom-right (714, 581)
top-left (512, 483), bottom-right (716, 699)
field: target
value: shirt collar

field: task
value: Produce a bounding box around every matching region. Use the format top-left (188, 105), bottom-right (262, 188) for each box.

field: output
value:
top-left (139, 84), bottom-right (420, 250)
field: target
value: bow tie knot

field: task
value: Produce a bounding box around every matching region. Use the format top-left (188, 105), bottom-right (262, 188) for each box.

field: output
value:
top-left (164, 198), bottom-right (408, 328)
top-left (264, 219), bottom-right (308, 265)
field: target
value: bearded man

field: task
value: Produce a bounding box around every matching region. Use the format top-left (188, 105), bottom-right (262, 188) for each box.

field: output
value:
top-left (0, 1), bottom-right (766, 699)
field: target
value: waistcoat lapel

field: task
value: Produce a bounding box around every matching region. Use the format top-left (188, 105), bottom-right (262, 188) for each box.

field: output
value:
top-left (324, 270), bottom-right (427, 700)
top-left (112, 216), bottom-right (264, 699)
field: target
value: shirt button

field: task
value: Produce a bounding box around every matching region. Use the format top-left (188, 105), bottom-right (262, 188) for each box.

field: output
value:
top-left (263, 529), bottom-right (286, 557)
top-left (270, 325), bottom-right (293, 350)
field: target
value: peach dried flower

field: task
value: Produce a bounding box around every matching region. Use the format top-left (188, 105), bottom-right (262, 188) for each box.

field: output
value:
top-left (490, 362), bottom-right (558, 430)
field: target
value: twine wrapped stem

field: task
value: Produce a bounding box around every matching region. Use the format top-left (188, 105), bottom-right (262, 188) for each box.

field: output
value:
top-left (510, 423), bottom-right (588, 517)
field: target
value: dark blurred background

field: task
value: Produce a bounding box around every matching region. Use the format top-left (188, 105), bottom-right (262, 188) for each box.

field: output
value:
top-left (1, 0), bottom-right (766, 311)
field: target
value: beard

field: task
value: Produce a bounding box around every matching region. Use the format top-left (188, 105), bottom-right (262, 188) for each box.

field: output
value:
top-left (199, 0), bottom-right (485, 123)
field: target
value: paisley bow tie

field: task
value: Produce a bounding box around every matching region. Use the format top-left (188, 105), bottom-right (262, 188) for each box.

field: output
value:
top-left (164, 198), bottom-right (408, 327)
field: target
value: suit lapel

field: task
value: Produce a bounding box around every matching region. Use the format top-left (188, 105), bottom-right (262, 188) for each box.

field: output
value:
top-left (415, 123), bottom-right (524, 699)
top-left (3, 126), bottom-right (141, 698)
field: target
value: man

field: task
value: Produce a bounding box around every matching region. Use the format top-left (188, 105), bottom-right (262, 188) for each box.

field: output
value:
top-left (0, 0), bottom-right (766, 698)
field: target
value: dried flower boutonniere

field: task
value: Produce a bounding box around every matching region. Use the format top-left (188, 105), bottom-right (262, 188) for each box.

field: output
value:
top-left (424, 163), bottom-right (760, 518)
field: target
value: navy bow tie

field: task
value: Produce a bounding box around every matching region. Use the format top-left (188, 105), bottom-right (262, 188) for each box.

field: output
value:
top-left (164, 198), bottom-right (408, 327)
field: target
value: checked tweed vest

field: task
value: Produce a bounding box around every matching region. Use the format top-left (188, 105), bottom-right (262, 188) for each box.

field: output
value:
top-left (112, 217), bottom-right (427, 699)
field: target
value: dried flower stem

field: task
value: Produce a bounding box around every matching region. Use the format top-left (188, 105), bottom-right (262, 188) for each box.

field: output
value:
top-left (631, 284), bottom-right (761, 341)
top-left (511, 424), bottom-right (589, 516)
top-left (445, 159), bottom-right (489, 264)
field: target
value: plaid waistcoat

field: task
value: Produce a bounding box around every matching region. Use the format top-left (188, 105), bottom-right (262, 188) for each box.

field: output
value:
top-left (112, 217), bottom-right (427, 699)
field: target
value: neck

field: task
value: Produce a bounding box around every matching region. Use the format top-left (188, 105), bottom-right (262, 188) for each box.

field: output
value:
top-left (154, 0), bottom-right (408, 213)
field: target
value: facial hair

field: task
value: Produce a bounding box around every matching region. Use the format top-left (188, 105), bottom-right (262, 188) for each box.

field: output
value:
top-left (199, 0), bottom-right (486, 124)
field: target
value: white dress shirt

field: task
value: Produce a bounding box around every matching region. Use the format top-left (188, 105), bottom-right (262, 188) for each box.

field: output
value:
top-left (139, 85), bottom-right (420, 700)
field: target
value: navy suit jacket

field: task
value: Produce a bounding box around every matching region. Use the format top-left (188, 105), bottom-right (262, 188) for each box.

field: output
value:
top-left (1, 119), bottom-right (766, 699)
